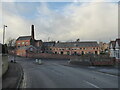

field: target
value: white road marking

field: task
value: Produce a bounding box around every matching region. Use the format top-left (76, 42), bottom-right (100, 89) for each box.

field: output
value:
top-left (84, 80), bottom-right (100, 88)
top-left (22, 73), bottom-right (27, 88)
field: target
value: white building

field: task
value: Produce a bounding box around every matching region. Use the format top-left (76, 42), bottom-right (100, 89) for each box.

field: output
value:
top-left (109, 39), bottom-right (120, 60)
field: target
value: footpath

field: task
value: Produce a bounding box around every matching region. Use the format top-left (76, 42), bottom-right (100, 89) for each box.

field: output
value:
top-left (2, 62), bottom-right (23, 89)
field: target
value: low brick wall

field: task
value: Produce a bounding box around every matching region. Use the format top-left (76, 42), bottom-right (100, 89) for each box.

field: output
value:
top-left (18, 52), bottom-right (116, 66)
top-left (92, 61), bottom-right (114, 66)
top-left (26, 53), bottom-right (80, 60)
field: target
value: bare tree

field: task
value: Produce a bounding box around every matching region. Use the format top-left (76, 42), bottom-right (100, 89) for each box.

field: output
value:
top-left (76, 38), bottom-right (80, 42)
top-left (6, 38), bottom-right (16, 50)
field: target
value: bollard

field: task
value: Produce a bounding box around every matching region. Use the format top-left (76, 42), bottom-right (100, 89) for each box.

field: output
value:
top-left (36, 59), bottom-right (38, 63)
top-left (38, 59), bottom-right (42, 64)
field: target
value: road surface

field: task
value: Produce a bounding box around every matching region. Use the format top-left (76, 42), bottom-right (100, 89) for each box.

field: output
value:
top-left (15, 57), bottom-right (118, 89)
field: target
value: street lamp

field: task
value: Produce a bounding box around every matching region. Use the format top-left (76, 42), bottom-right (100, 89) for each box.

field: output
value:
top-left (3, 25), bottom-right (7, 44)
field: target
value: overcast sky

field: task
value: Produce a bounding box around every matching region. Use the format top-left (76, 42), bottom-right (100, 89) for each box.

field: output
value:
top-left (0, 0), bottom-right (118, 43)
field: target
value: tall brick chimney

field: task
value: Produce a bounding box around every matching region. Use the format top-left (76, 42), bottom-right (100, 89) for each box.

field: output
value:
top-left (31, 25), bottom-right (34, 39)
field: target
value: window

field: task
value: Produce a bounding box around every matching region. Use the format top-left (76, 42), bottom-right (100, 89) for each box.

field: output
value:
top-left (61, 51), bottom-right (63, 54)
top-left (74, 48), bottom-right (77, 50)
top-left (22, 42), bottom-right (25, 45)
top-left (95, 51), bottom-right (98, 55)
top-left (26, 42), bottom-right (28, 44)
top-left (18, 43), bottom-right (20, 45)
top-left (74, 52), bottom-right (77, 55)
top-left (83, 48), bottom-right (86, 50)
top-left (80, 48), bottom-right (82, 50)
top-left (67, 51), bottom-right (70, 55)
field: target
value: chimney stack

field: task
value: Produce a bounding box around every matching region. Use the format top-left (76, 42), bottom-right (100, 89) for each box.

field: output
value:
top-left (31, 25), bottom-right (34, 39)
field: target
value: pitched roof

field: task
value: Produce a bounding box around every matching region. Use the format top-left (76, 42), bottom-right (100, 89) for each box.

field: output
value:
top-left (54, 41), bottom-right (99, 48)
top-left (43, 42), bottom-right (55, 47)
top-left (17, 45), bottom-right (36, 50)
top-left (116, 38), bottom-right (120, 46)
top-left (16, 36), bottom-right (32, 41)
top-left (109, 41), bottom-right (116, 49)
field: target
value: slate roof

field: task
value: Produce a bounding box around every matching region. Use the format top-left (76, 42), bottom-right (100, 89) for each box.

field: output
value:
top-left (43, 42), bottom-right (55, 47)
top-left (116, 38), bottom-right (120, 46)
top-left (109, 41), bottom-right (116, 49)
top-left (16, 36), bottom-right (32, 41)
top-left (17, 45), bottom-right (36, 50)
top-left (54, 41), bottom-right (99, 48)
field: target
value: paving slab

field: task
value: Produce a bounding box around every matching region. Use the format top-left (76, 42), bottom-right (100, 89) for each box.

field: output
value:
top-left (2, 62), bottom-right (23, 89)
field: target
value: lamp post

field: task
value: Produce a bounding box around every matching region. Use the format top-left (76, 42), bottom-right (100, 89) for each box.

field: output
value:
top-left (3, 25), bottom-right (7, 45)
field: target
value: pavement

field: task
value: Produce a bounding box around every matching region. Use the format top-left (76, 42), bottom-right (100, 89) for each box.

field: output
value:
top-left (16, 58), bottom-right (119, 89)
top-left (2, 62), bottom-right (23, 89)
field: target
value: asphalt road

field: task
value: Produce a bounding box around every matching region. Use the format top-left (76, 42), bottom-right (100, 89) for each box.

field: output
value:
top-left (15, 57), bottom-right (119, 89)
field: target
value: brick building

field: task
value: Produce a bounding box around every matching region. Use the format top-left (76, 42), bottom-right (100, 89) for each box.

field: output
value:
top-left (44, 41), bottom-right (100, 55)
top-left (99, 42), bottom-right (109, 53)
top-left (109, 38), bottom-right (120, 60)
top-left (16, 45), bottom-right (37, 56)
top-left (15, 25), bottom-right (100, 57)
top-left (16, 25), bottom-right (42, 56)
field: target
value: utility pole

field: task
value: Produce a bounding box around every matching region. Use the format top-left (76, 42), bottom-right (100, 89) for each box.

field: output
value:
top-left (3, 25), bottom-right (7, 44)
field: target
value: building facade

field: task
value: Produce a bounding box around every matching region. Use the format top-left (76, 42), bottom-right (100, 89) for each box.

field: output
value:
top-left (44, 42), bottom-right (100, 55)
top-left (15, 25), bottom-right (100, 57)
top-left (15, 25), bottom-right (43, 56)
top-left (109, 38), bottom-right (120, 60)
top-left (99, 42), bottom-right (109, 53)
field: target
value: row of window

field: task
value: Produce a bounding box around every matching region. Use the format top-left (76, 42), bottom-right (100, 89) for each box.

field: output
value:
top-left (17, 42), bottom-right (29, 45)
top-left (46, 47), bottom-right (99, 51)
top-left (52, 51), bottom-right (98, 55)
top-left (110, 50), bottom-right (120, 59)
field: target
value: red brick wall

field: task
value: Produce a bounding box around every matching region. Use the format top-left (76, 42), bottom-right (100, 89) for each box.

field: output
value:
top-left (16, 49), bottom-right (26, 57)
top-left (49, 46), bottom-right (100, 55)
top-left (16, 40), bottom-right (31, 47)
top-left (27, 53), bottom-right (79, 59)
